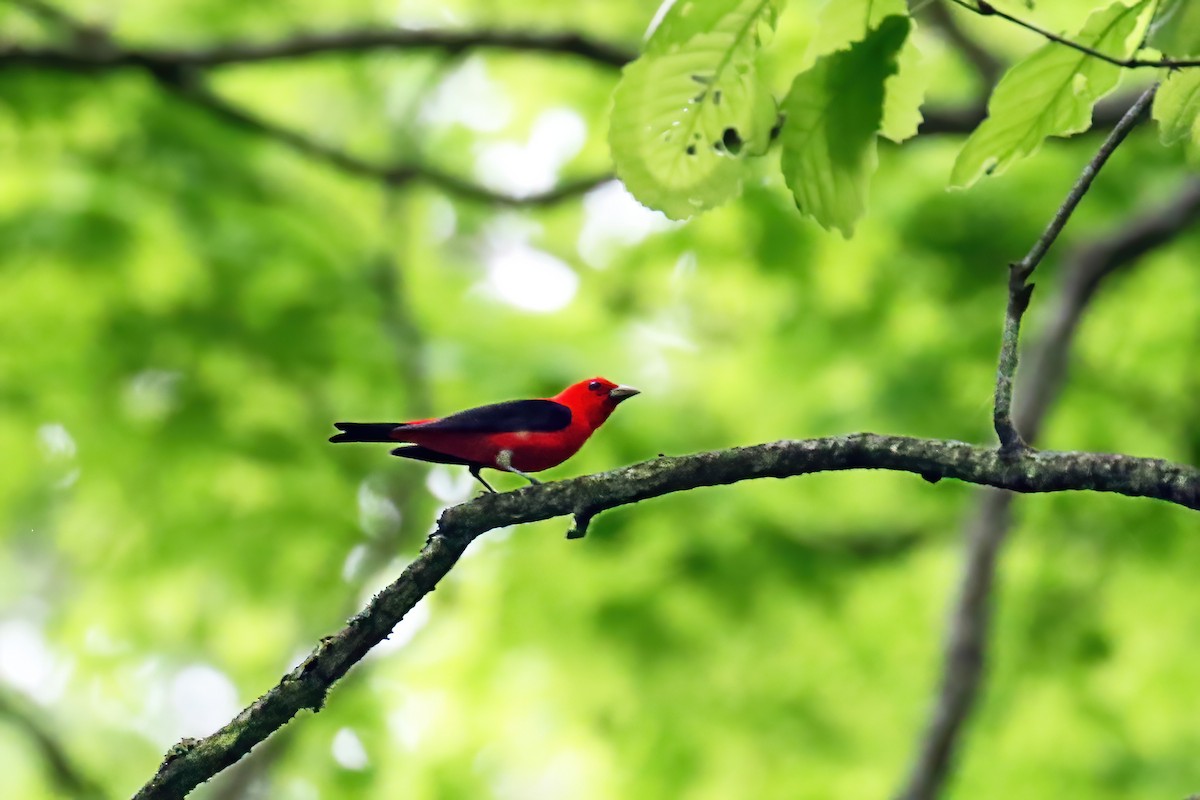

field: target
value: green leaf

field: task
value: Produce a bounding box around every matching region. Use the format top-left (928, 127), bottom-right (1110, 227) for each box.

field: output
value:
top-left (1148, 0), bottom-right (1200, 57)
top-left (804, 0), bottom-right (906, 62)
top-left (1152, 67), bottom-right (1200, 146)
top-left (1186, 136), bottom-right (1200, 168)
top-left (609, 0), bottom-right (783, 220)
top-left (643, 0), bottom-right (781, 56)
top-left (779, 15), bottom-right (909, 237)
top-left (950, 0), bottom-right (1156, 188)
top-left (803, 0), bottom-right (924, 144)
top-left (880, 29), bottom-right (928, 143)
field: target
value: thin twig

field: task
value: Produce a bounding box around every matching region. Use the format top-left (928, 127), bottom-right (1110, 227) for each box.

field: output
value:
top-left (897, 180), bottom-right (1200, 800)
top-left (992, 84), bottom-right (1157, 449)
top-left (1015, 180), bottom-right (1200, 439)
top-left (947, 0), bottom-right (1200, 68)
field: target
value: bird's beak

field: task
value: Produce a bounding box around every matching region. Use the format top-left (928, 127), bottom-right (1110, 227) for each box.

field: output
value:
top-left (609, 385), bottom-right (640, 402)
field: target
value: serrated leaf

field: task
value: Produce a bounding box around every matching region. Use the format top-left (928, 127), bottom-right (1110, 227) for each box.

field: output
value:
top-left (805, 0), bottom-right (907, 62)
top-left (780, 15), bottom-right (909, 237)
top-left (610, 0), bottom-right (783, 220)
top-left (950, 0), bottom-right (1155, 188)
top-left (1153, 67), bottom-right (1200, 146)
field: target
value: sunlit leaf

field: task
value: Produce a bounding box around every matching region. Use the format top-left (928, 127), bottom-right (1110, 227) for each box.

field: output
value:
top-left (804, 0), bottom-right (906, 61)
top-left (1152, 67), bottom-right (1200, 146)
top-left (780, 15), bottom-right (909, 237)
top-left (803, 0), bottom-right (924, 144)
top-left (609, 0), bottom-right (783, 220)
top-left (950, 0), bottom-right (1156, 188)
top-left (880, 28), bottom-right (928, 143)
top-left (1148, 0), bottom-right (1200, 57)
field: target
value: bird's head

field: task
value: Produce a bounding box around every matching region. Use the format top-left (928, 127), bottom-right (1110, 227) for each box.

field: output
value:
top-left (556, 377), bottom-right (640, 425)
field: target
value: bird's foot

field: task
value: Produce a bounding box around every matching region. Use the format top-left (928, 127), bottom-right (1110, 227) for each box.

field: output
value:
top-left (469, 466), bottom-right (498, 494)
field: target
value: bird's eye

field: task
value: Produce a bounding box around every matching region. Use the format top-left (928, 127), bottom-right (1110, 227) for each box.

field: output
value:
top-left (588, 380), bottom-right (603, 391)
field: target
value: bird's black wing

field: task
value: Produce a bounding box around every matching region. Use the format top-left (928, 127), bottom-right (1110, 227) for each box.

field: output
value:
top-left (390, 446), bottom-right (477, 465)
top-left (402, 399), bottom-right (572, 434)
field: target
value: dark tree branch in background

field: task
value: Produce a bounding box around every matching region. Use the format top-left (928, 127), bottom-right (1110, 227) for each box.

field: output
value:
top-left (921, 0), bottom-right (1004, 87)
top-left (1016, 181), bottom-right (1200, 440)
top-left (167, 28), bottom-right (632, 69)
top-left (0, 689), bottom-right (106, 800)
top-left (0, 29), bottom-right (632, 71)
top-left (895, 126), bottom-right (1200, 800)
top-left (162, 28), bottom-right (632, 68)
top-left (918, 90), bottom-right (1144, 136)
top-left (1, 0), bottom-right (614, 207)
top-left (7, 0), bottom-right (87, 34)
top-left (206, 728), bottom-right (292, 800)
top-left (0, 31), bottom-right (1144, 142)
top-left (159, 76), bottom-right (612, 205)
top-left (897, 486), bottom-right (1011, 800)
top-left (915, 102), bottom-right (991, 136)
top-left (899, 182), bottom-right (1200, 800)
top-left (132, 435), bottom-right (1197, 799)
top-left (992, 85), bottom-right (1157, 449)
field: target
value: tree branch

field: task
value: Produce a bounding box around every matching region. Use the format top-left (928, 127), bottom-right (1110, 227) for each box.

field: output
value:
top-left (948, 0), bottom-right (1200, 68)
top-left (0, 28), bottom-right (633, 71)
top-left (992, 84), bottom-right (1156, 449)
top-left (900, 77), bottom-right (1198, 799)
top-left (131, 434), bottom-right (1197, 799)
top-left (1, 35), bottom-right (1141, 142)
top-left (896, 485), bottom-right (1011, 800)
top-left (896, 179), bottom-right (1200, 800)
top-left (918, 89), bottom-right (1146, 136)
top-left (922, 0), bottom-right (1004, 87)
top-left (1, 0), bottom-right (613, 207)
top-left (6, 0), bottom-right (89, 34)
top-left (0, 688), bottom-right (106, 800)
top-left (1016, 180), bottom-right (1200, 440)
top-left (158, 76), bottom-right (611, 205)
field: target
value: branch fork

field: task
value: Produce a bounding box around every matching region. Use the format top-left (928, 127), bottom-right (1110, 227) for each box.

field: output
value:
top-left (989, 85), bottom-right (1158, 454)
top-left (899, 85), bottom-right (1182, 800)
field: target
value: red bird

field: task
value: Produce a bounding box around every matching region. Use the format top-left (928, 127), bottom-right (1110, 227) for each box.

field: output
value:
top-left (330, 377), bottom-right (639, 492)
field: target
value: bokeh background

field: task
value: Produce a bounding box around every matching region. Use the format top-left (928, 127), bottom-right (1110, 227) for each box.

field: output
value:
top-left (1, 0), bottom-right (1198, 798)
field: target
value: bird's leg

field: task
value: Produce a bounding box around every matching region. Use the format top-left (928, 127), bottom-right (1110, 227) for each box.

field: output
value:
top-left (496, 449), bottom-right (542, 486)
top-left (504, 466), bottom-right (542, 485)
top-left (469, 465), bottom-right (497, 494)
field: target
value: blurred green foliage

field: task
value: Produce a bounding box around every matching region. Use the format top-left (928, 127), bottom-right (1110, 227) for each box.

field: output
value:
top-left (0, 1), bottom-right (1197, 799)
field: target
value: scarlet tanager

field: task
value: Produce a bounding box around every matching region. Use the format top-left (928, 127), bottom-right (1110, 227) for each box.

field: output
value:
top-left (330, 377), bottom-right (639, 492)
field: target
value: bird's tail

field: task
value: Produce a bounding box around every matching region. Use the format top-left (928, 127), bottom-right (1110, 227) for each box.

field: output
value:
top-left (329, 422), bottom-right (404, 443)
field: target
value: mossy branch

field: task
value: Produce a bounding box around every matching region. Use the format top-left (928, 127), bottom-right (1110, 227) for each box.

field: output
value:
top-left (132, 434), bottom-right (1198, 799)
